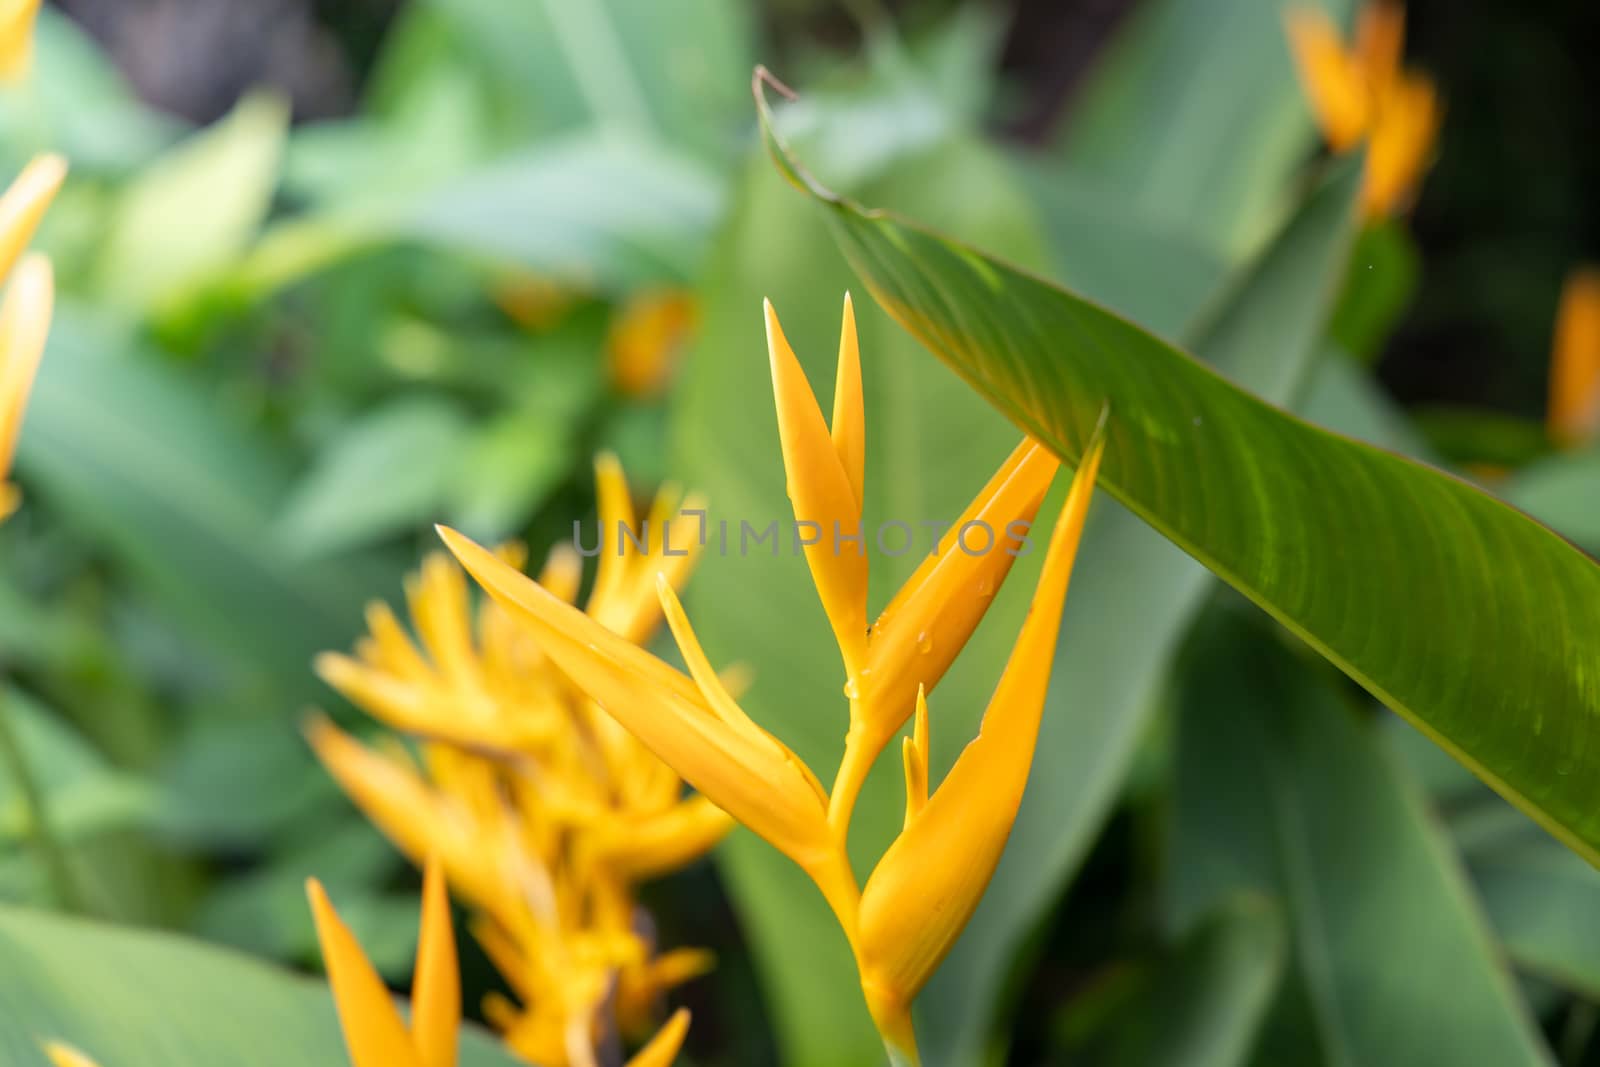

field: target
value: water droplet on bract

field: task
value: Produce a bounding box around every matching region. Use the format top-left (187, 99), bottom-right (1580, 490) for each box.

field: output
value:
top-left (843, 678), bottom-right (860, 700)
top-left (1533, 713), bottom-right (1544, 736)
top-left (977, 578), bottom-right (994, 598)
top-left (916, 631), bottom-right (933, 654)
top-left (1556, 757), bottom-right (1575, 776)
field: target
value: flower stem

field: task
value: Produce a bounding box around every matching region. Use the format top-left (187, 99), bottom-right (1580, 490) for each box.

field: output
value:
top-left (883, 1036), bottom-right (923, 1067)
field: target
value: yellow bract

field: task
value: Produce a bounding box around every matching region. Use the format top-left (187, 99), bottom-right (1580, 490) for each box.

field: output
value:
top-left (0, 0), bottom-right (40, 81)
top-left (1285, 2), bottom-right (1439, 218)
top-left (41, 1042), bottom-right (101, 1067)
top-left (308, 856), bottom-right (458, 1067)
top-left (314, 457), bottom-right (717, 1067)
top-left (442, 295), bottom-right (1105, 1062)
top-left (1549, 267), bottom-right (1600, 449)
top-left (0, 154), bottom-right (65, 519)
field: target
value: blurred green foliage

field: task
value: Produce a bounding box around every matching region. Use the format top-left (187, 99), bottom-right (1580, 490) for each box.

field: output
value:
top-left (0, 1), bottom-right (1597, 1065)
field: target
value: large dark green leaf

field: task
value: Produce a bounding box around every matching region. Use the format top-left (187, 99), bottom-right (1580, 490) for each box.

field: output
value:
top-left (757, 95), bottom-right (1600, 880)
top-left (1169, 609), bottom-right (1550, 1065)
top-left (0, 904), bottom-right (522, 1066)
top-left (919, 156), bottom-right (1362, 1065)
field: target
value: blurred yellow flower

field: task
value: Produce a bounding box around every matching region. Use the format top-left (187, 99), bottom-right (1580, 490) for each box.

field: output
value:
top-left (308, 855), bottom-right (693, 1067)
top-left (494, 272), bottom-right (575, 332)
top-left (1549, 267), bottom-right (1600, 449)
top-left (0, 153), bottom-right (65, 519)
top-left (1285, 2), bottom-right (1439, 218)
top-left (0, 0), bottom-right (40, 81)
top-left (440, 294), bottom-right (1106, 1063)
top-left (606, 289), bottom-right (697, 399)
top-left (41, 1042), bottom-right (101, 1067)
top-left (314, 456), bottom-right (720, 1066)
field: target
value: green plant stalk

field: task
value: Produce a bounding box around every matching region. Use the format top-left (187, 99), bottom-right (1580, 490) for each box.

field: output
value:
top-left (885, 1040), bottom-right (921, 1067)
top-left (0, 688), bottom-right (81, 911)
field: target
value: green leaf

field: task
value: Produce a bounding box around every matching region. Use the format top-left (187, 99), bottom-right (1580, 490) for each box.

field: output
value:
top-left (1469, 831), bottom-right (1600, 1000)
top-left (0, 904), bottom-right (523, 1066)
top-left (1327, 221), bottom-right (1420, 362)
top-left (16, 307), bottom-right (385, 697)
top-left (93, 93), bottom-right (288, 313)
top-left (229, 134), bottom-right (724, 300)
top-left (1016, 158), bottom-right (1226, 342)
top-left (1054, 0), bottom-right (1352, 254)
top-left (1502, 450), bottom-right (1600, 551)
top-left (758, 95), bottom-right (1600, 889)
top-left (418, 0), bottom-right (754, 155)
top-left (0, 689), bottom-right (151, 848)
top-left (1061, 896), bottom-right (1286, 1067)
top-left (1299, 351), bottom-right (1435, 460)
top-left (1410, 406), bottom-right (1552, 468)
top-left (279, 396), bottom-right (471, 558)
top-left (404, 137), bottom-right (723, 287)
top-left (919, 151), bottom-right (1363, 1065)
top-left (446, 414), bottom-right (576, 542)
top-left (1169, 608), bottom-right (1550, 1065)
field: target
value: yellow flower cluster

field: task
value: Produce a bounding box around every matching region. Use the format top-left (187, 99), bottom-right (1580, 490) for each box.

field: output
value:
top-left (438, 295), bottom-right (1106, 1063)
top-left (1285, 2), bottom-right (1440, 218)
top-left (310, 459), bottom-right (721, 1067)
top-left (0, 152), bottom-right (64, 519)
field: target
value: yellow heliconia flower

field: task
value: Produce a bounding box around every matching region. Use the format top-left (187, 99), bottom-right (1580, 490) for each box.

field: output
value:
top-left (0, 0), bottom-right (41, 81)
top-left (314, 455), bottom-right (715, 1066)
top-left (765, 296), bottom-right (1062, 825)
top-left (441, 295), bottom-right (1106, 1063)
top-left (607, 289), bottom-right (697, 399)
top-left (1285, 2), bottom-right (1439, 218)
top-left (1549, 267), bottom-right (1600, 449)
top-left (0, 153), bottom-right (66, 518)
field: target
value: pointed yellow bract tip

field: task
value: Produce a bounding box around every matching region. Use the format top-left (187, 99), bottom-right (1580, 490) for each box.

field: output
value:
top-left (624, 1007), bottom-right (692, 1067)
top-left (307, 877), bottom-right (425, 1067)
top-left (411, 855), bottom-right (461, 1067)
top-left (0, 0), bottom-right (41, 82)
top-left (0, 154), bottom-right (66, 281)
top-left (764, 297), bottom-right (870, 675)
top-left (41, 1042), bottom-right (101, 1067)
top-left (1550, 267), bottom-right (1600, 448)
top-left (0, 251), bottom-right (53, 507)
